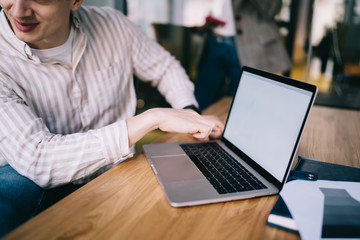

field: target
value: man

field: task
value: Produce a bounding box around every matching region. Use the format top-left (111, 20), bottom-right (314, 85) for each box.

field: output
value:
top-left (195, 0), bottom-right (242, 110)
top-left (232, 0), bottom-right (291, 74)
top-left (0, 0), bottom-right (224, 236)
top-left (195, 0), bottom-right (291, 110)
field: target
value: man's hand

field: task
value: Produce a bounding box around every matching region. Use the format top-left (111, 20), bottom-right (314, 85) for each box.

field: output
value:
top-left (201, 115), bottom-right (224, 139)
top-left (126, 108), bottom-right (224, 146)
top-left (156, 108), bottom-right (224, 140)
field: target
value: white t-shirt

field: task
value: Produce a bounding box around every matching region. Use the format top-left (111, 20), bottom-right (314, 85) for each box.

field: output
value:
top-left (31, 25), bottom-right (74, 65)
top-left (211, 0), bottom-right (236, 37)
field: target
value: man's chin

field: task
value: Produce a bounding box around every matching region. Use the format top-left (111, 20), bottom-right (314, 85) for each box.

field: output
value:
top-left (14, 32), bottom-right (41, 48)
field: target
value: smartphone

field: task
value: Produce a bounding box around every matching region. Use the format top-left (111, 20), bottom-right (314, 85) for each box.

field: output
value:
top-left (206, 16), bottom-right (226, 26)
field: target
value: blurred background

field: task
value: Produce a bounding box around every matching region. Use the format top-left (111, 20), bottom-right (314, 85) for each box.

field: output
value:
top-left (84, 0), bottom-right (360, 112)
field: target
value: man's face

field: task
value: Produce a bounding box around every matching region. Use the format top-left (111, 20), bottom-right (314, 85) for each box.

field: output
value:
top-left (0, 0), bottom-right (82, 49)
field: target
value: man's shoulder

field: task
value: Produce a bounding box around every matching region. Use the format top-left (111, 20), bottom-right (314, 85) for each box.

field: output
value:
top-left (73, 6), bottom-right (137, 40)
top-left (75, 5), bottom-right (127, 25)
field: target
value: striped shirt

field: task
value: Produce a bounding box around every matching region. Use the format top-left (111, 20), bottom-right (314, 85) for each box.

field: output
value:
top-left (0, 6), bottom-right (197, 188)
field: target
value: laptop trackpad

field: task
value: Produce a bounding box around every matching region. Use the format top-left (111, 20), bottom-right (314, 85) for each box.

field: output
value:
top-left (151, 156), bottom-right (203, 182)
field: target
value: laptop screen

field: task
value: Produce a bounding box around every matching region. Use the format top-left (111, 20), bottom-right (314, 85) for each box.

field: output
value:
top-left (223, 70), bottom-right (314, 182)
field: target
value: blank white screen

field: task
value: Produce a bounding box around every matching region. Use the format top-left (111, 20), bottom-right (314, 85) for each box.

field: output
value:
top-left (223, 71), bottom-right (312, 181)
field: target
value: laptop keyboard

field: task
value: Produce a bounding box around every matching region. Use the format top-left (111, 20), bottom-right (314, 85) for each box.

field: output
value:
top-left (180, 142), bottom-right (267, 194)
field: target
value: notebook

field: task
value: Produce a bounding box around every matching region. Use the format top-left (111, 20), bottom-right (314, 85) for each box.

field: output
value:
top-left (143, 66), bottom-right (318, 207)
top-left (266, 156), bottom-right (360, 232)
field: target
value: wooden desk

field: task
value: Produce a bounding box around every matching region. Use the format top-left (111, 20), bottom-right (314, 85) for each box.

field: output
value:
top-left (5, 97), bottom-right (360, 240)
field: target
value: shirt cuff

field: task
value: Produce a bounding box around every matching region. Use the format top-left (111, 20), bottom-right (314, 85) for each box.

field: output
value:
top-left (93, 120), bottom-right (133, 165)
top-left (183, 104), bottom-right (201, 114)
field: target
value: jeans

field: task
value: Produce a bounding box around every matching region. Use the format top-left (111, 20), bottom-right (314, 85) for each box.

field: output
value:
top-left (0, 164), bottom-right (83, 237)
top-left (195, 34), bottom-right (242, 110)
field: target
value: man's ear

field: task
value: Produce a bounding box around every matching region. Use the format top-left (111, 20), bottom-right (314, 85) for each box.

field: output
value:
top-left (71, 0), bottom-right (83, 11)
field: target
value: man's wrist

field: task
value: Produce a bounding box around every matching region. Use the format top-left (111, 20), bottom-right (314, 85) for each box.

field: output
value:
top-left (183, 105), bottom-right (201, 114)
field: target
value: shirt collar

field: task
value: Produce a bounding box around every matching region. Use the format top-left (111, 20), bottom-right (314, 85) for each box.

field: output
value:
top-left (0, 10), bottom-right (34, 60)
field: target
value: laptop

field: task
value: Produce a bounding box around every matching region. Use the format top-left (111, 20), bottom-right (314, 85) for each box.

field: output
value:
top-left (143, 66), bottom-right (318, 207)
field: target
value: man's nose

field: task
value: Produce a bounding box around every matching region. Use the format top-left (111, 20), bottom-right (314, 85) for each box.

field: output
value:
top-left (12, 0), bottom-right (33, 18)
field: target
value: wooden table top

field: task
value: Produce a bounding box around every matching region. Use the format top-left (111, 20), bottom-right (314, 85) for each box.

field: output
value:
top-left (5, 97), bottom-right (360, 240)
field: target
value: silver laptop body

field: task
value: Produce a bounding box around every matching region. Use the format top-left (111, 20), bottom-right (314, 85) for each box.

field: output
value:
top-left (143, 66), bottom-right (318, 207)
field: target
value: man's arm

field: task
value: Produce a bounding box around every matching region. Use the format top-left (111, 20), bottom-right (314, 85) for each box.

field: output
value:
top-left (126, 108), bottom-right (224, 147)
top-left (0, 77), bottom-right (223, 188)
top-left (123, 13), bottom-right (198, 110)
top-left (0, 77), bottom-right (133, 188)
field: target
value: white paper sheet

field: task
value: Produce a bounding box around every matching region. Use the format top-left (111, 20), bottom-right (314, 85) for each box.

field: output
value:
top-left (280, 180), bottom-right (360, 240)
